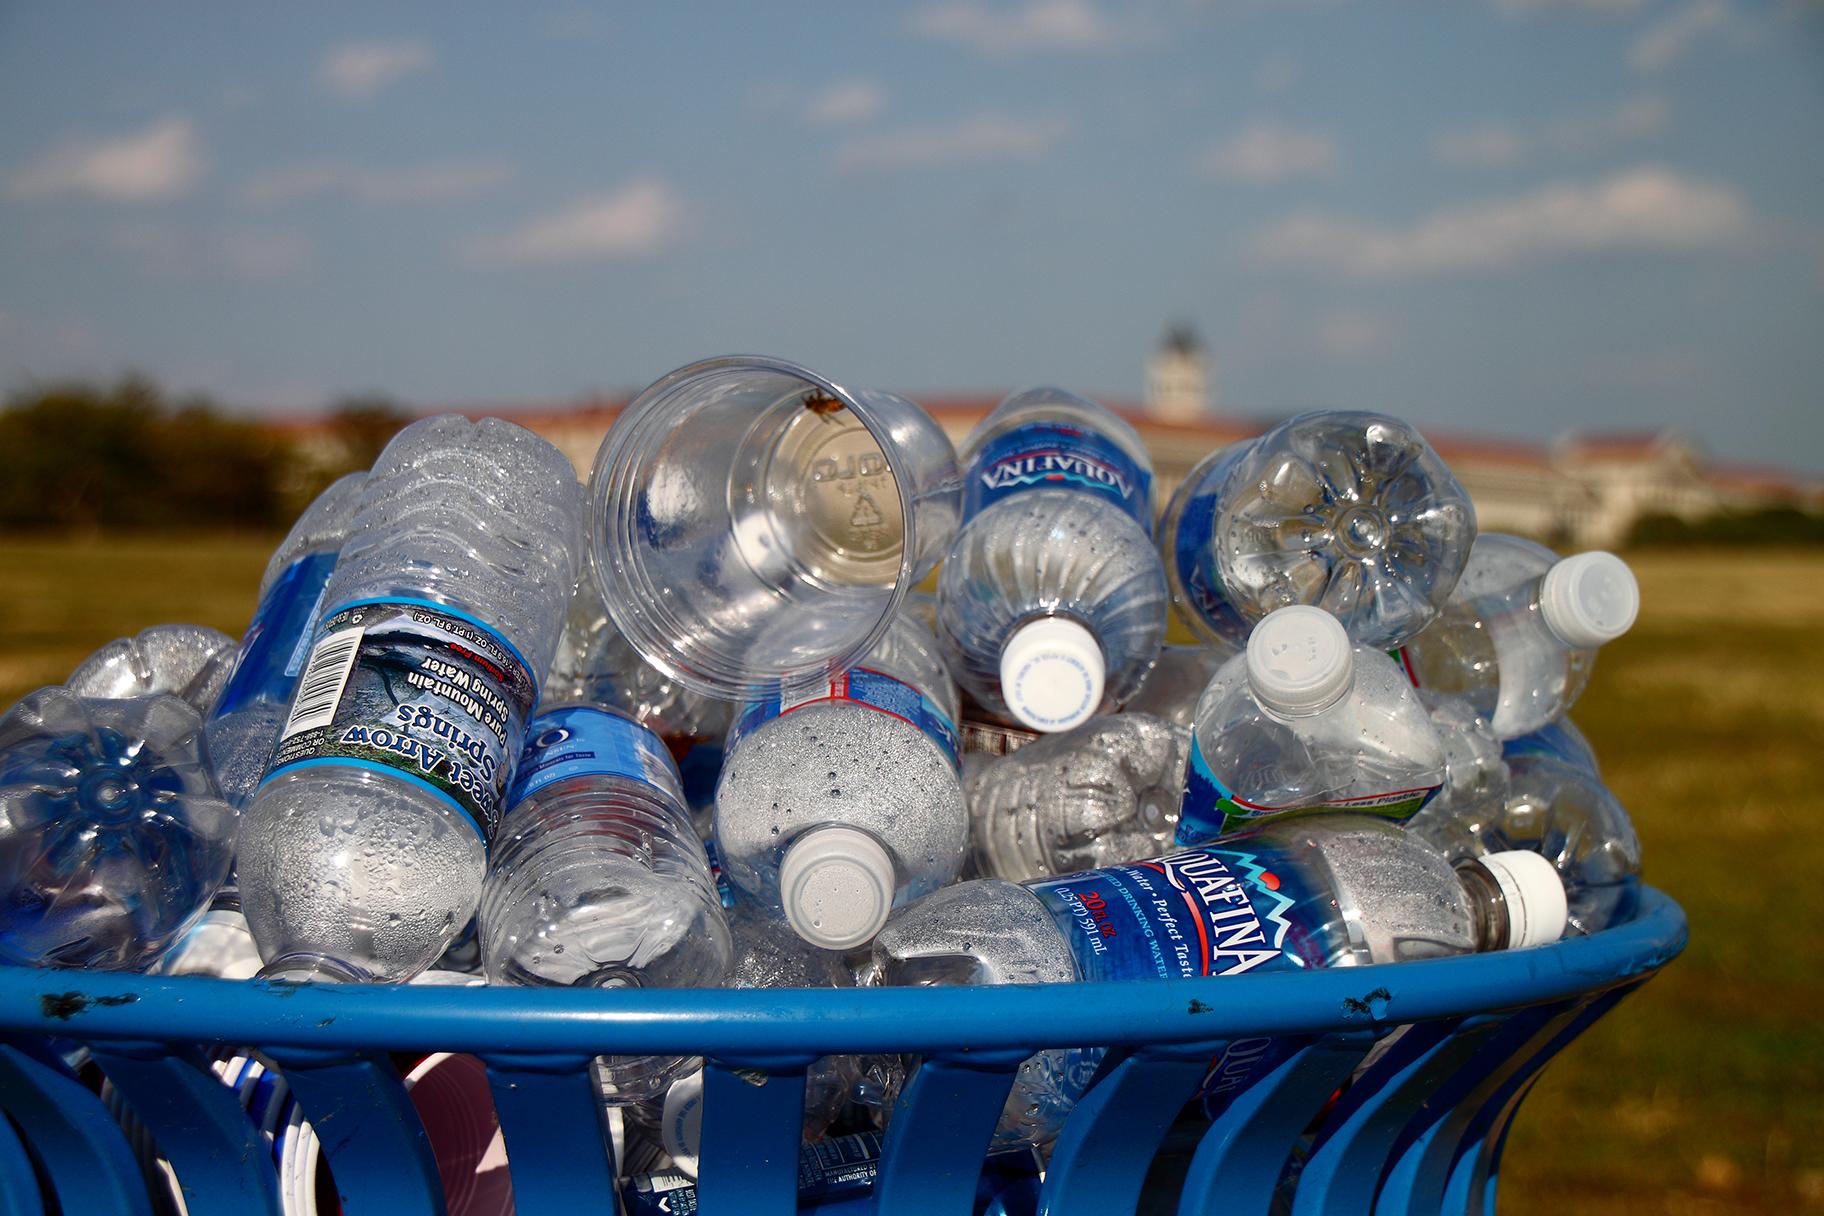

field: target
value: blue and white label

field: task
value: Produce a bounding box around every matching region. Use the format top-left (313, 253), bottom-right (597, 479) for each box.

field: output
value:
top-left (509, 705), bottom-right (684, 810)
top-left (261, 598), bottom-right (539, 847)
top-left (728, 667), bottom-right (961, 771)
top-left (965, 420), bottom-right (1154, 532)
top-left (1178, 734), bottom-right (1442, 845)
top-left (211, 550), bottom-right (338, 720)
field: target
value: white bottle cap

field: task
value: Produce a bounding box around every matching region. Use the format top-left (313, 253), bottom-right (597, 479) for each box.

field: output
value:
top-left (660, 1068), bottom-right (704, 1179)
top-left (1478, 850), bottom-right (1569, 949)
top-left (1245, 605), bottom-right (1355, 716)
top-left (1539, 552), bottom-right (1639, 650)
top-left (778, 825), bottom-right (897, 951)
top-left (999, 617), bottom-right (1105, 733)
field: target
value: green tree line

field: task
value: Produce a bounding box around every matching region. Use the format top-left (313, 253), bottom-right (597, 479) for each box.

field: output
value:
top-left (0, 378), bottom-right (407, 531)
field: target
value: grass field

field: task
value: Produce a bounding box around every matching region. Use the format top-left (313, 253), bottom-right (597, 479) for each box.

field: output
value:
top-left (1, 536), bottom-right (1820, 1212)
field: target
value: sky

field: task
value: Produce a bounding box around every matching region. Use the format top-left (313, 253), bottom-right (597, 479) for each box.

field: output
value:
top-left (1, 1), bottom-right (1821, 471)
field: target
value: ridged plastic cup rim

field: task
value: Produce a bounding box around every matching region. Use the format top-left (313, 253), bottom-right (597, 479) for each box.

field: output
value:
top-left (589, 354), bottom-right (919, 703)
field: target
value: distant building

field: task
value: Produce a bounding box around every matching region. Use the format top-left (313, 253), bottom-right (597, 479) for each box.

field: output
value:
top-left (271, 392), bottom-right (1820, 554)
top-left (1145, 324), bottom-right (1211, 422)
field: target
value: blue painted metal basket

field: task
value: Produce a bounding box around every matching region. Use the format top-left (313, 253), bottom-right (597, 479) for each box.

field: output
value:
top-left (0, 887), bottom-right (1684, 1216)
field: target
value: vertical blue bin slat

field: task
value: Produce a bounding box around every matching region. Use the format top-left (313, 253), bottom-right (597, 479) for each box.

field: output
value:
top-left (0, 1039), bottom-right (151, 1216)
top-left (873, 1054), bottom-right (1023, 1216)
top-left (264, 1049), bottom-right (444, 1216)
top-left (0, 1111), bottom-right (44, 1216)
top-left (696, 1060), bottom-right (808, 1216)
top-left (1372, 1001), bottom-right (1584, 1216)
top-left (90, 1044), bottom-right (284, 1216)
top-left (1038, 1044), bottom-right (1216, 1214)
top-left (484, 1055), bottom-right (618, 1216)
top-left (1292, 1019), bottom-right (1501, 1215)
top-left (1443, 982), bottom-right (1640, 1215)
top-left (1177, 1034), bottom-right (1375, 1216)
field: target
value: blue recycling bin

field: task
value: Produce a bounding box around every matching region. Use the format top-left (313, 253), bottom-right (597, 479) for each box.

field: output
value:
top-left (0, 886), bottom-right (1684, 1216)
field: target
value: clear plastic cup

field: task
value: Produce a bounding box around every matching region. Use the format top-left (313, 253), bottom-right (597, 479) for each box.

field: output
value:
top-left (589, 355), bottom-right (961, 701)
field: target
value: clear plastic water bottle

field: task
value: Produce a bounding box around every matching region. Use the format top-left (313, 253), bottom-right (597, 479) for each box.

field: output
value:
top-left (1123, 641), bottom-right (1239, 728)
top-left (1160, 412), bottom-right (1476, 651)
top-left (65, 624), bottom-right (237, 713)
top-left (715, 614), bottom-right (967, 950)
top-left (936, 387), bottom-right (1168, 734)
top-left (480, 702), bottom-right (731, 1102)
top-left (0, 688), bottom-right (235, 970)
top-left (207, 473), bottom-right (367, 808)
top-left (1396, 535), bottom-right (1639, 740)
top-left (152, 885), bottom-right (261, 980)
top-left (1178, 605), bottom-right (1446, 845)
top-left (864, 815), bottom-right (1566, 1146)
top-left (544, 567), bottom-right (733, 827)
top-left (239, 416), bottom-right (583, 982)
top-left (631, 900), bottom-right (860, 1179)
top-left (1410, 752), bottom-right (1640, 936)
top-left (1421, 693), bottom-right (1511, 821)
top-left (965, 712), bottom-right (1188, 882)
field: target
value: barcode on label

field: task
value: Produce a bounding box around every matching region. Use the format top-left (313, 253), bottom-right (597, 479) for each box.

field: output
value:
top-left (281, 627), bottom-right (364, 739)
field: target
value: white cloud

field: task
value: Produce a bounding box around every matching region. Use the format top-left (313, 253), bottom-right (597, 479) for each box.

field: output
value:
top-left (319, 40), bottom-right (433, 99)
top-left (1494, 0), bottom-right (1647, 14)
top-left (807, 81), bottom-right (887, 127)
top-left (1250, 166), bottom-right (1751, 276)
top-left (1254, 57), bottom-right (1300, 96)
top-left (834, 113), bottom-right (1069, 172)
top-left (1630, 0), bottom-right (1733, 72)
top-left (240, 159), bottom-right (512, 205)
top-left (465, 177), bottom-right (686, 265)
top-left (1433, 95), bottom-right (1668, 169)
top-left (1316, 314), bottom-right (1400, 356)
top-left (1197, 122), bottom-right (1337, 184)
top-left (8, 116), bottom-right (205, 202)
top-left (911, 0), bottom-right (1130, 54)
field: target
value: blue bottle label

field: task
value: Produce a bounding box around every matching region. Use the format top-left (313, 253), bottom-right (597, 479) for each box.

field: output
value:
top-left (728, 668), bottom-right (960, 771)
top-left (965, 420), bottom-right (1154, 532)
top-left (672, 736), bottom-right (725, 813)
top-left (1176, 734), bottom-right (1441, 844)
top-left (210, 550), bottom-right (338, 720)
top-left (1028, 845), bottom-right (1323, 982)
top-left (1170, 485), bottom-right (1249, 636)
top-left (260, 598), bottom-right (539, 847)
top-left (509, 705), bottom-right (684, 809)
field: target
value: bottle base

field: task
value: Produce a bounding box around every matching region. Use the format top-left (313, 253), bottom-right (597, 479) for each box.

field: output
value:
top-left (256, 953), bottom-right (371, 984)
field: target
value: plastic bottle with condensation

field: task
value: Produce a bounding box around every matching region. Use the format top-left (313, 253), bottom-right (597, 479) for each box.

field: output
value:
top-left (1159, 412), bottom-right (1477, 651)
top-left (480, 701), bottom-right (731, 1103)
top-left (628, 899), bottom-right (862, 1180)
top-left (714, 613), bottom-right (967, 951)
top-left (1410, 751), bottom-right (1640, 936)
top-left (861, 814), bottom-right (1566, 1147)
top-left (65, 625), bottom-right (237, 715)
top-left (964, 712), bottom-right (1189, 882)
top-left (206, 473), bottom-right (367, 808)
top-left (936, 387), bottom-right (1167, 734)
top-left (1177, 605), bottom-right (1447, 846)
top-left (0, 688), bottom-right (235, 971)
top-left (238, 416), bottom-right (583, 983)
top-left (1122, 641), bottom-right (1240, 728)
top-left (1396, 534), bottom-right (1639, 740)
top-left (543, 566), bottom-right (732, 829)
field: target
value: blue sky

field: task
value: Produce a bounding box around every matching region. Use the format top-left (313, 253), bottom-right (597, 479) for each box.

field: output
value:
top-left (1, 1), bottom-right (1820, 470)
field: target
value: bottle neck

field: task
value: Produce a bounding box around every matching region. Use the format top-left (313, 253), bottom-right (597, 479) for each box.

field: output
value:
top-left (1455, 861), bottom-right (1514, 953)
